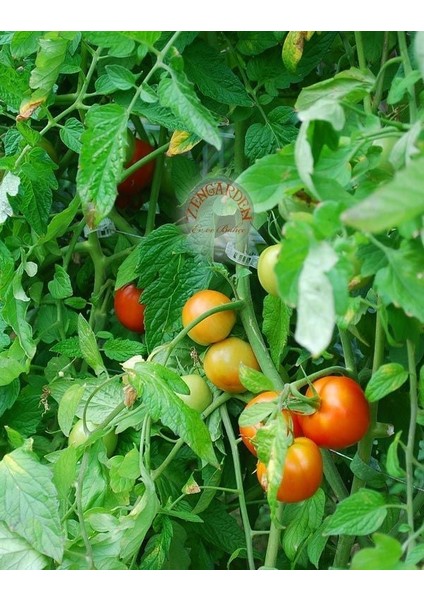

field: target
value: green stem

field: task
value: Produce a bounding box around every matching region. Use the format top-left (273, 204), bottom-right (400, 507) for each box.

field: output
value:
top-left (338, 327), bottom-right (357, 376)
top-left (263, 503), bottom-right (284, 568)
top-left (398, 32), bottom-right (418, 122)
top-left (322, 449), bottom-right (349, 501)
top-left (333, 303), bottom-right (385, 568)
top-left (145, 128), bottom-right (167, 235)
top-left (120, 142), bottom-right (169, 185)
top-left (76, 452), bottom-right (95, 569)
top-left (372, 35), bottom-right (396, 112)
top-left (220, 404), bottom-right (256, 570)
top-left (405, 339), bottom-right (418, 555)
top-left (108, 207), bottom-right (142, 245)
top-left (354, 31), bottom-right (372, 115)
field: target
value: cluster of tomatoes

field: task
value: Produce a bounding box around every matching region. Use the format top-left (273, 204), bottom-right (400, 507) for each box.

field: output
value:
top-left (182, 290), bottom-right (260, 393)
top-left (239, 376), bottom-right (370, 503)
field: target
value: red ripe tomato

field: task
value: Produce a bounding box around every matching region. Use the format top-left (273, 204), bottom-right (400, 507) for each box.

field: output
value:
top-left (182, 290), bottom-right (236, 346)
top-left (256, 437), bottom-right (323, 503)
top-left (298, 376), bottom-right (370, 449)
top-left (239, 391), bottom-right (302, 456)
top-left (114, 283), bottom-right (145, 333)
top-left (203, 337), bottom-right (260, 393)
top-left (118, 138), bottom-right (155, 195)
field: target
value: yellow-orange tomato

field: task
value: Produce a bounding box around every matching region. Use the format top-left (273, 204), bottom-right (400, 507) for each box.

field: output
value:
top-left (203, 337), bottom-right (260, 393)
top-left (239, 391), bottom-right (303, 456)
top-left (182, 290), bottom-right (236, 346)
top-left (256, 437), bottom-right (323, 503)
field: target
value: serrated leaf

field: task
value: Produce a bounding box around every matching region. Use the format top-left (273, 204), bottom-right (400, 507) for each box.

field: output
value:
top-left (139, 516), bottom-right (173, 570)
top-left (387, 71), bottom-right (422, 104)
top-left (29, 33), bottom-right (69, 98)
top-left (342, 156), bottom-right (424, 233)
top-left (295, 242), bottom-right (338, 357)
top-left (374, 240), bottom-right (424, 323)
top-left (83, 32), bottom-right (135, 58)
top-left (48, 264), bottom-right (73, 299)
top-left (103, 338), bottom-right (146, 362)
top-left (236, 144), bottom-right (302, 213)
top-left (238, 400), bottom-right (275, 428)
top-left (77, 314), bottom-right (106, 376)
top-left (184, 39), bottom-right (252, 107)
top-left (50, 337), bottom-right (84, 359)
top-left (307, 522), bottom-right (328, 568)
top-left (14, 147), bottom-right (58, 235)
top-left (245, 107), bottom-right (298, 161)
top-left (365, 363), bottom-right (409, 403)
top-left (105, 65), bottom-right (136, 90)
top-left (296, 67), bottom-right (375, 112)
top-left (40, 194), bottom-right (80, 244)
top-left (58, 384), bottom-right (85, 436)
top-left (119, 487), bottom-right (159, 561)
top-left (0, 379), bottom-right (20, 418)
top-left (132, 361), bottom-right (217, 467)
top-left (239, 365), bottom-right (273, 394)
top-left (262, 295), bottom-right (292, 368)
top-left (76, 103), bottom-right (129, 227)
top-left (0, 63), bottom-right (30, 111)
top-left (0, 445), bottom-right (64, 562)
top-left (11, 31), bottom-right (43, 58)
top-left (157, 73), bottom-right (221, 150)
top-left (60, 117), bottom-right (84, 153)
top-left (324, 489), bottom-right (387, 536)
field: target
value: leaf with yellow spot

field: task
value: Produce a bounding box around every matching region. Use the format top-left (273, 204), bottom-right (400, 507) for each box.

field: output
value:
top-left (167, 130), bottom-right (202, 156)
top-left (282, 32), bottom-right (315, 73)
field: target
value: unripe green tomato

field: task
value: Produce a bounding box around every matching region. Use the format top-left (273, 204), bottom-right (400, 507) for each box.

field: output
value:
top-left (176, 374), bottom-right (213, 413)
top-left (257, 244), bottom-right (281, 296)
top-left (68, 419), bottom-right (118, 457)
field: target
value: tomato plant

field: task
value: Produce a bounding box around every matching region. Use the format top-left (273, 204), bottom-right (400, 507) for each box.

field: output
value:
top-left (176, 374), bottom-right (213, 413)
top-left (298, 376), bottom-right (370, 449)
top-left (257, 244), bottom-right (281, 296)
top-left (114, 283), bottom-right (146, 333)
top-left (256, 437), bottom-right (323, 503)
top-left (203, 337), bottom-right (260, 393)
top-left (118, 137), bottom-right (156, 195)
top-left (68, 420), bottom-right (118, 457)
top-left (182, 290), bottom-right (236, 345)
top-left (0, 30), bottom-right (423, 573)
top-left (239, 391), bottom-right (302, 456)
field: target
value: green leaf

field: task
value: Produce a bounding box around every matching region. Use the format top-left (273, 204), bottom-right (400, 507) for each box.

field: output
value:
top-left (239, 364), bottom-right (273, 394)
top-left (0, 356), bottom-right (26, 386)
top-left (237, 32), bottom-right (281, 56)
top-left (295, 242), bottom-right (338, 357)
top-left (76, 103), bottom-right (129, 227)
top-left (324, 489), bottom-right (387, 536)
top-left (59, 118), bottom-right (84, 153)
top-left (115, 246), bottom-right (140, 290)
top-left (351, 533), bottom-right (403, 570)
top-left (122, 31), bottom-right (161, 48)
top-left (386, 431), bottom-right (406, 478)
top-left (236, 144), bottom-right (302, 213)
top-left (262, 295), bottom-right (292, 368)
top-left (387, 71), bottom-right (422, 104)
top-left (132, 361), bottom-right (218, 467)
top-left (342, 156), bottom-right (424, 232)
top-left (48, 264), bottom-right (73, 299)
top-left (296, 67), bottom-right (375, 111)
top-left (0, 172), bottom-right (19, 224)
top-left (77, 314), bottom-right (106, 376)
top-left (103, 338), bottom-right (147, 362)
top-left (0, 379), bottom-right (20, 418)
top-left (50, 337), bottom-right (84, 359)
top-left (190, 501), bottom-right (246, 555)
top-left (58, 384), bottom-right (85, 436)
top-left (245, 106), bottom-right (298, 160)
top-left (404, 543), bottom-right (424, 568)
top-left (350, 455), bottom-right (386, 488)
top-left (30, 33), bottom-right (69, 97)
top-left (83, 32), bottom-right (135, 58)
top-left (238, 400), bottom-right (274, 428)
top-left (4, 426), bottom-right (25, 449)
top-left (0, 445), bottom-right (64, 562)
top-left (139, 516), bottom-right (173, 570)
top-left (414, 32), bottom-right (424, 81)
top-left (0, 63), bottom-right (30, 111)
top-left (0, 521), bottom-right (48, 570)
top-left (282, 31), bottom-right (315, 72)
top-left (119, 487), bottom-right (160, 561)
top-left (105, 65), bottom-right (136, 90)
top-left (157, 72), bottom-right (221, 150)
top-left (40, 194), bottom-right (80, 244)
top-left (365, 363), bottom-right (409, 403)
top-left (374, 241), bottom-right (424, 324)
top-left (184, 40), bottom-right (252, 107)
top-left (52, 445), bottom-right (77, 500)
top-left (307, 522), bottom-right (328, 568)
top-left (10, 31), bottom-right (43, 58)
top-left (0, 384), bottom-right (44, 436)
